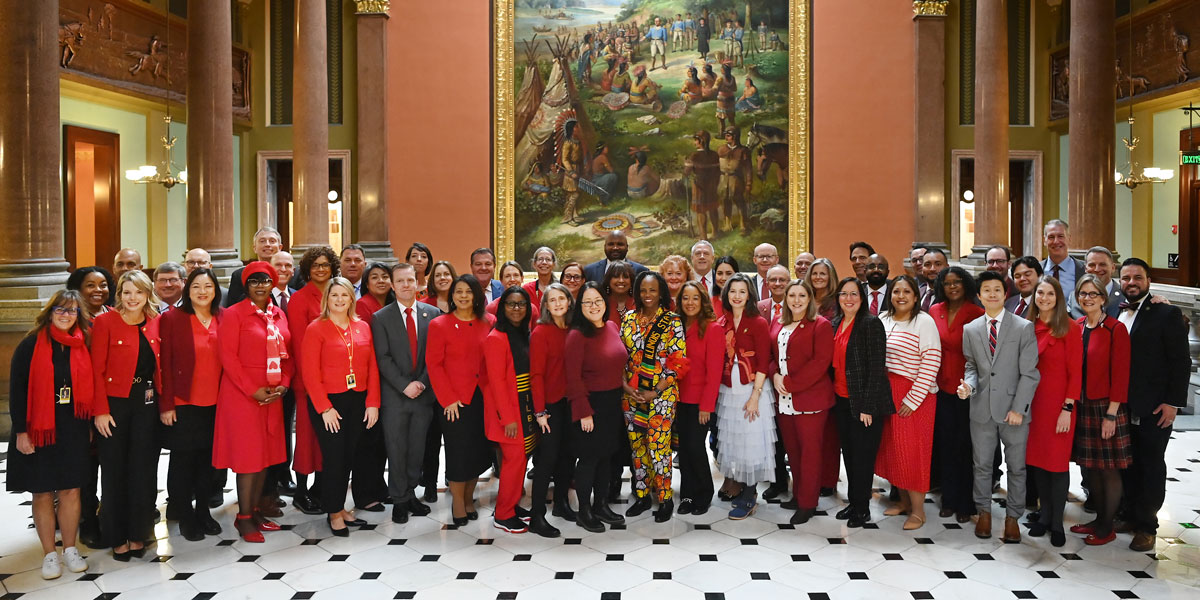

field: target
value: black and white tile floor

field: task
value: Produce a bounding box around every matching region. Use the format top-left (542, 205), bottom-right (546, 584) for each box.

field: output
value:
top-left (2, 433), bottom-right (1199, 600)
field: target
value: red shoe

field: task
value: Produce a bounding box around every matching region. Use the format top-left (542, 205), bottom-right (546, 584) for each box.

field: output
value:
top-left (253, 510), bottom-right (282, 532)
top-left (1085, 531), bottom-right (1117, 546)
top-left (1070, 523), bottom-right (1096, 535)
top-left (235, 514), bottom-right (265, 543)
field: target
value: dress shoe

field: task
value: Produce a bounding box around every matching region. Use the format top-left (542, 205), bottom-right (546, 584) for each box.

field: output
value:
top-left (277, 481), bottom-right (298, 497)
top-left (626, 496), bottom-right (652, 517)
top-left (690, 502), bottom-right (710, 516)
top-left (1050, 531), bottom-right (1066, 547)
top-left (327, 517), bottom-right (349, 538)
top-left (846, 510), bottom-right (870, 528)
top-left (1027, 521), bottom-right (1047, 537)
top-left (528, 514), bottom-right (561, 538)
top-left (179, 519), bottom-right (205, 542)
top-left (198, 511), bottom-right (222, 535)
top-left (1129, 532), bottom-right (1156, 552)
top-left (575, 503), bottom-right (605, 533)
top-left (956, 512), bottom-right (973, 524)
top-left (423, 487), bottom-right (438, 503)
top-left (392, 507), bottom-right (410, 524)
top-left (1024, 510), bottom-right (1041, 524)
top-left (165, 503), bottom-right (187, 521)
top-left (819, 487), bottom-right (835, 497)
top-left (552, 498), bottom-right (577, 521)
top-left (975, 511), bottom-right (993, 539)
top-left (1001, 517), bottom-right (1021, 543)
top-left (407, 499), bottom-right (432, 516)
top-left (790, 508), bottom-right (815, 525)
top-left (1085, 531), bottom-right (1117, 546)
top-left (79, 522), bottom-right (106, 549)
top-left (357, 502), bottom-right (385, 513)
top-left (653, 499), bottom-right (674, 523)
top-left (293, 492), bottom-right (323, 515)
top-left (835, 506), bottom-right (855, 520)
top-left (780, 499), bottom-right (799, 510)
top-left (939, 508), bottom-right (955, 518)
top-left (593, 503), bottom-right (625, 526)
top-left (677, 499), bottom-right (694, 515)
top-left (452, 515), bottom-right (469, 527)
top-left (208, 491), bottom-right (224, 509)
top-left (762, 482), bottom-right (788, 501)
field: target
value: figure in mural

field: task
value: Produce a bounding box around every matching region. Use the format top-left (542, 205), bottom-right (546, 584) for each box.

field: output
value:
top-left (628, 65), bottom-right (663, 112)
top-left (591, 142), bottom-right (620, 199)
top-left (644, 17), bottom-right (668, 72)
top-left (696, 16), bottom-right (712, 61)
top-left (559, 120), bottom-right (584, 226)
top-left (736, 77), bottom-right (763, 113)
top-left (626, 148), bottom-right (660, 199)
top-left (127, 34), bottom-right (165, 79)
top-left (684, 130), bottom-right (721, 239)
top-left (59, 22), bottom-right (86, 68)
top-left (679, 66), bottom-right (704, 104)
top-left (715, 62), bottom-right (738, 135)
top-left (717, 126), bottom-right (753, 235)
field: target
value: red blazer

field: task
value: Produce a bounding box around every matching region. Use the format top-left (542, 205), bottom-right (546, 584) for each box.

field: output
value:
top-left (301, 319), bottom-right (381, 413)
top-left (91, 310), bottom-right (161, 413)
top-left (356, 295), bottom-right (385, 326)
top-left (1077, 315), bottom-right (1130, 403)
top-left (486, 296), bottom-right (541, 322)
top-left (930, 301), bottom-right (985, 395)
top-left (719, 312), bottom-right (773, 386)
top-left (218, 301), bottom-right (294, 397)
top-left (773, 316), bottom-right (835, 412)
top-left (522, 279), bottom-right (546, 310)
top-left (286, 282), bottom-right (324, 401)
top-left (757, 297), bottom-right (784, 335)
top-left (426, 313), bottom-right (495, 408)
top-left (679, 320), bottom-right (724, 412)
top-left (530, 322), bottom-right (568, 412)
top-left (158, 307), bottom-right (221, 411)
top-left (482, 328), bottom-right (523, 443)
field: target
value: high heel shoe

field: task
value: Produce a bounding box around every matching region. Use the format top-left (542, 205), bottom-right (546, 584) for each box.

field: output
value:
top-left (327, 516), bottom-right (349, 538)
top-left (343, 515), bottom-right (367, 527)
top-left (235, 514), bottom-right (264, 543)
top-left (452, 514), bottom-right (470, 527)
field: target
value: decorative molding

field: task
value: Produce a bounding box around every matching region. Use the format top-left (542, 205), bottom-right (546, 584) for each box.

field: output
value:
top-left (354, 0), bottom-right (390, 15)
top-left (913, 1), bottom-right (949, 17)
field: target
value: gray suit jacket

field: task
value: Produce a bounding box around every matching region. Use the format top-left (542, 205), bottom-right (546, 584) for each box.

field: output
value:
top-left (962, 311), bottom-right (1041, 424)
top-left (371, 301), bottom-right (438, 407)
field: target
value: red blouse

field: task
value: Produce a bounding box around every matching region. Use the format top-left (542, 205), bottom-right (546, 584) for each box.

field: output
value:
top-left (426, 313), bottom-right (495, 408)
top-left (833, 317), bottom-right (855, 397)
top-left (718, 312), bottom-right (773, 386)
top-left (530, 322), bottom-right (568, 412)
top-left (301, 319), bottom-right (381, 413)
top-left (1077, 315), bottom-right (1130, 403)
top-left (356, 294), bottom-right (385, 326)
top-left (929, 301), bottom-right (985, 395)
top-left (679, 320), bottom-right (724, 412)
top-left (184, 316), bottom-right (221, 407)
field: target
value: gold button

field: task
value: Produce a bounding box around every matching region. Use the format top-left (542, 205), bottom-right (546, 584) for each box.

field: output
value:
top-left (117, 340), bottom-right (123, 344)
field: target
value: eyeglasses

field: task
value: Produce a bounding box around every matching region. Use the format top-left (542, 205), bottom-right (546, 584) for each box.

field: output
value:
top-left (184, 261), bottom-right (209, 268)
top-left (505, 301), bottom-right (529, 309)
top-left (943, 280), bottom-right (963, 288)
top-left (985, 259), bottom-right (1009, 266)
top-left (837, 291), bottom-right (860, 298)
top-left (247, 279), bottom-right (274, 288)
top-left (157, 278), bottom-right (182, 286)
top-left (1077, 291), bottom-right (1104, 300)
top-left (562, 274), bottom-right (583, 281)
top-left (580, 299), bottom-right (605, 308)
top-left (534, 257), bottom-right (555, 263)
top-left (754, 254), bottom-right (777, 260)
top-left (311, 262), bottom-right (332, 270)
top-left (52, 307), bottom-right (79, 316)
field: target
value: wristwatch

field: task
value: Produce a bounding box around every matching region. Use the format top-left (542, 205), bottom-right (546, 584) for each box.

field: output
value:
top-left (1061, 402), bottom-right (1074, 413)
top-left (1103, 413), bottom-right (1117, 421)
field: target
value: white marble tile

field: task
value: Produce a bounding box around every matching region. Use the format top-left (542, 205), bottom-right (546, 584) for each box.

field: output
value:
top-left (672, 561), bottom-right (752, 592)
top-left (410, 578), bottom-right (496, 600)
top-left (990, 542), bottom-right (1068, 570)
top-left (1030, 575), bottom-right (1110, 598)
top-left (528, 543), bottom-right (605, 571)
top-left (1132, 576), bottom-right (1200, 599)
top-left (93, 562), bottom-right (177, 593)
top-left (622, 544), bottom-right (701, 572)
top-left (962, 558), bottom-right (1047, 590)
top-left (624, 516), bottom-right (693, 539)
top-left (401, 529), bottom-right (478, 555)
top-left (809, 543), bottom-right (886, 572)
top-left (824, 579), bottom-right (910, 600)
top-left (490, 530), bottom-right (564, 554)
top-left (475, 559), bottom-right (555, 592)
top-left (1054, 556), bottom-right (1142, 590)
top-left (163, 545), bottom-right (242, 573)
top-left (709, 515), bottom-right (780, 539)
top-left (12, 580), bottom-right (101, 600)
top-left (231, 530), bottom-right (304, 555)
top-left (669, 528), bottom-right (741, 554)
top-left (623, 578), bottom-right (705, 599)
top-left (253, 543), bottom-right (332, 573)
top-left (309, 578), bottom-right (399, 600)
top-left (379, 560), bottom-right (457, 591)
top-left (713, 544), bottom-right (792, 572)
top-left (929, 578), bottom-right (1025, 600)
top-left (579, 529), bottom-right (655, 554)
top-left (771, 561), bottom-right (851, 593)
top-left (845, 528), bottom-right (919, 553)
top-left (316, 529), bottom-right (390, 554)
top-left (571, 559), bottom-right (652, 592)
top-left (439, 543), bottom-right (514, 572)
top-left (280, 560), bottom-right (362, 591)
top-left (186, 562), bottom-right (269, 592)
top-left (867, 560), bottom-right (948, 591)
top-left (344, 543), bottom-right (422, 572)
top-left (114, 580), bottom-right (198, 600)
top-left (900, 542), bottom-right (980, 572)
top-left (211, 579), bottom-right (298, 600)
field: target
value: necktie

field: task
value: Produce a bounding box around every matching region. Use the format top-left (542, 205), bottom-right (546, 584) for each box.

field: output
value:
top-left (1118, 301), bottom-right (1138, 312)
top-left (278, 290), bottom-right (289, 312)
top-left (405, 307), bottom-right (419, 369)
top-left (989, 319), bottom-right (998, 356)
top-left (1052, 264), bottom-right (1062, 280)
top-left (870, 291), bottom-right (880, 315)
top-left (761, 280), bottom-right (770, 302)
top-left (1015, 298), bottom-right (1027, 317)
top-left (772, 303), bottom-right (781, 322)
top-left (921, 288), bottom-right (933, 311)
top-left (700, 275), bottom-right (708, 290)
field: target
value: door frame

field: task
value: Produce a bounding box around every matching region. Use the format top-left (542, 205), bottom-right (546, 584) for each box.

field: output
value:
top-left (63, 125), bottom-right (121, 271)
top-left (255, 148), bottom-right (352, 247)
top-left (950, 149), bottom-right (1044, 259)
top-left (1154, 128), bottom-right (1200, 286)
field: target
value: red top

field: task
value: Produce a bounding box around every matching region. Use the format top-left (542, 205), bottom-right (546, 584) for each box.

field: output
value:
top-left (607, 296), bottom-right (635, 323)
top-left (564, 321), bottom-right (627, 421)
top-left (522, 279), bottom-right (547, 309)
top-left (833, 317), bottom-right (856, 397)
top-left (356, 294), bottom-right (385, 326)
top-left (184, 316), bottom-right (221, 407)
top-left (1076, 315), bottom-right (1130, 403)
top-left (711, 296), bottom-right (724, 320)
top-left (285, 283), bottom-right (324, 474)
top-left (486, 296), bottom-right (541, 322)
top-left (775, 316), bottom-right (836, 412)
top-left (482, 328), bottom-right (523, 443)
top-left (91, 310), bottom-right (161, 413)
top-left (929, 301), bottom-right (986, 395)
top-left (530, 322), bottom-right (568, 412)
top-left (426, 313), bottom-right (495, 408)
top-left (158, 307), bottom-right (221, 410)
top-left (301, 319), bottom-right (381, 413)
top-left (217, 301), bottom-right (294, 396)
top-left (679, 320), bottom-right (724, 412)
top-left (718, 312), bottom-right (773, 386)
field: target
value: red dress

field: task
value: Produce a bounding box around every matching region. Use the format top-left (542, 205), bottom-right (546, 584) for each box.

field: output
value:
top-left (286, 282), bottom-right (323, 474)
top-left (1026, 320), bottom-right (1082, 473)
top-left (212, 300), bottom-right (293, 473)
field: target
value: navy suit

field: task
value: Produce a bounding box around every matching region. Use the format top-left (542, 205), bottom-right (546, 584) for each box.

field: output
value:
top-left (583, 258), bottom-right (648, 283)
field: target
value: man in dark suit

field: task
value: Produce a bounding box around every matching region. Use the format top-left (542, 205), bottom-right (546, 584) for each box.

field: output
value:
top-left (748, 242), bottom-right (781, 299)
top-left (984, 245), bottom-right (1019, 299)
top-left (863, 254), bottom-right (889, 316)
top-left (470, 247), bottom-right (505, 303)
top-left (224, 227), bottom-right (282, 307)
top-left (1117, 258), bottom-right (1190, 552)
top-left (372, 263), bottom-right (440, 524)
top-left (1003, 256), bottom-right (1043, 319)
top-left (583, 231), bottom-right (648, 283)
top-left (919, 248), bottom-right (948, 311)
top-left (1041, 219), bottom-right (1084, 295)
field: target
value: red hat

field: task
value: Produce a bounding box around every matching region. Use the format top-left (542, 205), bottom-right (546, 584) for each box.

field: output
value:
top-left (242, 260), bottom-right (279, 287)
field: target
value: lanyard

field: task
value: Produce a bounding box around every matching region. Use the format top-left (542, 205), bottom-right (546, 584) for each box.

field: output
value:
top-left (336, 322), bottom-right (357, 387)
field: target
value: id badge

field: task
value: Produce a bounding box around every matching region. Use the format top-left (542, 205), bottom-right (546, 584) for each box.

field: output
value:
top-left (144, 388), bottom-right (155, 405)
top-left (346, 373), bottom-right (357, 388)
top-left (57, 386), bottom-right (71, 405)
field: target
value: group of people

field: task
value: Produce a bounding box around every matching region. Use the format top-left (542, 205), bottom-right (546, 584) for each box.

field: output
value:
top-left (6, 220), bottom-right (1189, 583)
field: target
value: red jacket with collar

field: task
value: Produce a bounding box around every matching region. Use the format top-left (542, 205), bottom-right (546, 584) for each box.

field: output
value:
top-left (158, 307), bottom-right (221, 411)
top-left (91, 310), bottom-right (161, 413)
top-left (679, 320), bottom-right (724, 412)
top-left (773, 316), bottom-right (835, 412)
top-left (426, 312), bottom-right (495, 408)
top-left (482, 328), bottom-right (525, 444)
top-left (719, 312), bottom-right (774, 385)
top-left (302, 319), bottom-right (382, 413)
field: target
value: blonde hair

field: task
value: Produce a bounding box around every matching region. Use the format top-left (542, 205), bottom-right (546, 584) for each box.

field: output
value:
top-left (319, 276), bottom-right (360, 321)
top-left (1029, 276), bottom-right (1071, 338)
top-left (660, 254), bottom-right (693, 284)
top-left (780, 279), bottom-right (818, 325)
top-left (116, 270), bottom-right (160, 321)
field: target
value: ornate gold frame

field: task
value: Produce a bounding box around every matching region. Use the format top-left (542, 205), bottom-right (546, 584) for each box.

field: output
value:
top-left (491, 0), bottom-right (810, 265)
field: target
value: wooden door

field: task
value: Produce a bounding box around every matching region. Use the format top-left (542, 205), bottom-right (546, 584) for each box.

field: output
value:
top-left (64, 126), bottom-right (121, 271)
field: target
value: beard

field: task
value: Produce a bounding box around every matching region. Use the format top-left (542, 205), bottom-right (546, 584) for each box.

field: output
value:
top-left (866, 274), bottom-right (887, 288)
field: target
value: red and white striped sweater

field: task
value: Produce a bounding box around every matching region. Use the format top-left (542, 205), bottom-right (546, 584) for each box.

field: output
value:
top-left (879, 312), bottom-right (943, 411)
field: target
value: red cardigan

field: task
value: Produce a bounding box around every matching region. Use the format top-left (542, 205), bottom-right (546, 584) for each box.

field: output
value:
top-left (718, 312), bottom-right (774, 386)
top-left (679, 320), bottom-right (724, 412)
top-left (301, 319), bottom-right (381, 413)
top-left (530, 322), bottom-right (568, 412)
top-left (773, 316), bottom-right (835, 412)
top-left (1077, 315), bottom-right (1130, 403)
top-left (426, 313), bottom-right (495, 408)
top-left (158, 307), bottom-right (221, 411)
top-left (482, 328), bottom-right (524, 443)
top-left (91, 310), bottom-right (161, 413)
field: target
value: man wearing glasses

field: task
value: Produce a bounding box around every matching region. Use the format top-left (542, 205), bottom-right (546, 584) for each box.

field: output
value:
top-left (154, 262), bottom-right (187, 311)
top-left (748, 242), bottom-right (779, 301)
top-left (184, 247), bottom-right (230, 299)
top-left (983, 245), bottom-right (1018, 299)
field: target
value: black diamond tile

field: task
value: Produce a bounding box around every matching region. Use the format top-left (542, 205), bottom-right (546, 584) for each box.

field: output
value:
top-left (172, 572), bottom-right (194, 580)
top-left (809, 594), bottom-right (832, 600)
top-left (301, 539), bottom-right (322, 546)
top-left (421, 555), bottom-right (440, 561)
top-left (700, 554), bottom-right (718, 562)
top-left (394, 593), bottom-right (416, 600)
top-left (1037, 571), bottom-right (1059, 579)
top-left (704, 594), bottom-right (726, 600)
top-left (911, 593), bottom-right (934, 600)
top-left (193, 593), bottom-right (217, 600)
top-left (279, 524), bottom-right (296, 530)
top-left (600, 593), bottom-right (620, 600)
top-left (1113, 592), bottom-right (1138, 599)
top-left (653, 572), bottom-right (671, 580)
top-left (915, 538), bottom-right (935, 544)
top-left (0, 575), bottom-right (12, 582)
top-left (777, 523), bottom-right (795, 530)
top-left (216, 539), bottom-right (236, 546)
top-left (329, 555), bottom-right (350, 561)
top-left (610, 523), bottom-right (627, 530)
top-left (827, 538), bottom-right (846, 544)
top-left (1178, 468), bottom-right (1192, 472)
top-left (974, 553), bottom-right (995, 560)
top-left (564, 538), bottom-right (582, 545)
top-left (1128, 571), bottom-right (1152, 579)
top-left (265, 573), bottom-right (286, 580)
top-left (944, 571), bottom-right (966, 579)
top-left (497, 593), bottom-right (518, 600)
top-left (695, 524), bottom-right (711, 530)
top-left (740, 539), bottom-right (758, 545)
top-left (750, 572), bottom-right (770, 580)
top-left (792, 554), bottom-right (811, 561)
top-left (359, 524), bottom-right (377, 530)
top-left (362, 572), bottom-right (381, 580)
top-left (96, 594), bottom-right (120, 600)
top-left (555, 572), bottom-right (573, 580)
top-left (607, 554), bottom-right (623, 561)
top-left (292, 594), bottom-right (315, 600)
top-left (848, 572), bottom-right (868, 580)
top-left (238, 555), bottom-right (260, 562)
top-left (476, 539), bottom-right (494, 545)
top-left (1060, 553), bottom-right (1082, 561)
top-left (388, 539), bottom-right (407, 545)
top-left (1166, 477), bottom-right (1180, 482)
top-left (814, 510), bottom-right (828, 516)
top-left (861, 523), bottom-right (880, 529)
top-left (152, 555), bottom-right (172, 562)
top-left (79, 573), bottom-right (101, 581)
top-left (943, 523), bottom-right (962, 529)
top-left (457, 572), bottom-right (477, 580)
top-left (653, 538), bottom-right (670, 545)
top-left (883, 553), bottom-right (903, 560)
top-left (441, 524), bottom-right (459, 531)
top-left (513, 554), bottom-right (532, 561)
top-left (1012, 592), bottom-right (1037, 599)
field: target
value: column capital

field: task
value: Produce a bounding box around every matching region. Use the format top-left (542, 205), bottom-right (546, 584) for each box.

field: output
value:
top-left (354, 0), bottom-right (390, 16)
top-left (913, 1), bottom-right (949, 17)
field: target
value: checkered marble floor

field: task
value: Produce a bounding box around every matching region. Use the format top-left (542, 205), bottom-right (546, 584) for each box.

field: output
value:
top-left (2, 433), bottom-right (1200, 600)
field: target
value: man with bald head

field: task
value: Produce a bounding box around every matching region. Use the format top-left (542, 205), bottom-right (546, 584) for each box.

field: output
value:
top-left (225, 226), bottom-right (283, 307)
top-left (756, 264), bottom-right (792, 327)
top-left (749, 242), bottom-right (779, 301)
top-left (113, 248), bottom-right (143, 279)
top-left (583, 230), bottom-right (648, 283)
top-left (864, 254), bottom-right (890, 316)
top-left (184, 248), bottom-right (212, 275)
top-left (793, 252), bottom-right (815, 280)
top-left (270, 251), bottom-right (296, 309)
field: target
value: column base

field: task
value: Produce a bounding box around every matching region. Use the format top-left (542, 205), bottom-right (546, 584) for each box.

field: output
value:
top-left (0, 259), bottom-right (70, 440)
top-left (955, 245), bottom-right (995, 276)
top-left (205, 249), bottom-right (244, 286)
top-left (358, 241), bottom-right (398, 265)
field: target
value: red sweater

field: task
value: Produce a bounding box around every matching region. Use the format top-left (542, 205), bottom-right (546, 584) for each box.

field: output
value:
top-left (774, 316), bottom-right (836, 412)
top-left (301, 319), bottom-right (381, 413)
top-left (1077, 315), bottom-right (1130, 403)
top-left (530, 322), bottom-right (568, 412)
top-left (91, 310), bottom-right (161, 413)
top-left (564, 321), bottom-right (627, 421)
top-left (930, 302), bottom-right (985, 395)
top-left (718, 312), bottom-right (773, 386)
top-left (426, 313), bottom-right (495, 408)
top-left (679, 320), bottom-right (724, 412)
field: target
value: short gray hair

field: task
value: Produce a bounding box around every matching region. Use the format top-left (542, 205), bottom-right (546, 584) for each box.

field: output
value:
top-left (1085, 246), bottom-right (1114, 262)
top-left (1043, 219), bottom-right (1069, 235)
top-left (154, 261), bottom-right (186, 279)
top-left (254, 226), bottom-right (281, 239)
top-left (691, 240), bottom-right (714, 255)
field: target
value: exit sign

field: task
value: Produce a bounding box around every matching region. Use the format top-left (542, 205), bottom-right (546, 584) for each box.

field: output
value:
top-left (1183, 151), bottom-right (1200, 165)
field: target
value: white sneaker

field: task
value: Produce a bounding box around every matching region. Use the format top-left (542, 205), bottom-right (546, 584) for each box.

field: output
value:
top-left (41, 552), bottom-right (62, 580)
top-left (62, 547), bottom-right (88, 573)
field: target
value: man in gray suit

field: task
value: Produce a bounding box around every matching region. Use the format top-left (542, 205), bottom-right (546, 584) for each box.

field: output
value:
top-left (958, 271), bottom-right (1040, 543)
top-left (1067, 246), bottom-right (1125, 318)
top-left (371, 263), bottom-right (439, 524)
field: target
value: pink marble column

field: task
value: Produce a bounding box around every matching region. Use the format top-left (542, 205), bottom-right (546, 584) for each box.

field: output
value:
top-left (292, 0), bottom-right (330, 251)
top-left (1067, 0), bottom-right (1116, 251)
top-left (972, 0), bottom-right (1009, 251)
top-left (355, 1), bottom-right (395, 261)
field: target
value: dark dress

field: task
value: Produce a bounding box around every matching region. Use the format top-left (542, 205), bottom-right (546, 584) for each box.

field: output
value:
top-left (697, 23), bottom-right (711, 54)
top-left (6, 334), bottom-right (91, 493)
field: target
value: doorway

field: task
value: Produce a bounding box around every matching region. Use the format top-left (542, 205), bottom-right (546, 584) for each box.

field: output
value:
top-left (256, 150), bottom-right (351, 251)
top-left (950, 150), bottom-right (1044, 260)
top-left (1156, 127), bottom-right (1200, 286)
top-left (64, 126), bottom-right (121, 271)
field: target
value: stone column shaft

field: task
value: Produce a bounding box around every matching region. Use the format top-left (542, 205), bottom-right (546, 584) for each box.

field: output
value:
top-left (292, 0), bottom-right (330, 250)
top-left (354, 3), bottom-right (395, 262)
top-left (913, 3), bottom-right (948, 252)
top-left (973, 0), bottom-right (1010, 250)
top-left (1067, 0), bottom-right (1116, 251)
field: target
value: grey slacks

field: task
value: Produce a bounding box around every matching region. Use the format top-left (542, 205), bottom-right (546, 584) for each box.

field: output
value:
top-left (381, 396), bottom-right (435, 504)
top-left (970, 419), bottom-right (1029, 518)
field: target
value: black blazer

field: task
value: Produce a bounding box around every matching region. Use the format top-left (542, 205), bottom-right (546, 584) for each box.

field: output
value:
top-left (831, 312), bottom-right (894, 417)
top-left (1126, 300), bottom-right (1190, 418)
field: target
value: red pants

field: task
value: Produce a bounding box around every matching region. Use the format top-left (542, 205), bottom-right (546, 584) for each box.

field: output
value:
top-left (778, 411), bottom-right (828, 510)
top-left (495, 442), bottom-right (527, 520)
top-left (820, 411), bottom-right (840, 487)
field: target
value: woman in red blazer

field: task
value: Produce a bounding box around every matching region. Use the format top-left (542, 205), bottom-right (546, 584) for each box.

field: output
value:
top-left (91, 270), bottom-right (161, 560)
top-left (524, 246), bottom-right (558, 309)
top-left (1070, 274), bottom-right (1132, 546)
top-left (426, 274), bottom-right (495, 526)
top-left (676, 281), bottom-right (722, 515)
top-left (158, 268), bottom-right (224, 541)
top-left (528, 283), bottom-right (576, 537)
top-left (302, 277), bottom-right (381, 536)
top-left (212, 262), bottom-right (293, 543)
top-left (286, 246), bottom-right (340, 514)
top-left (355, 262), bottom-right (395, 327)
top-left (771, 279), bottom-right (835, 525)
top-left (1025, 277), bottom-right (1082, 547)
top-left (483, 287), bottom-right (539, 534)
top-left (487, 262), bottom-right (540, 321)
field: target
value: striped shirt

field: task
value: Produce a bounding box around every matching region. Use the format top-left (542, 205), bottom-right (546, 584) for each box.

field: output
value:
top-left (879, 312), bottom-right (943, 411)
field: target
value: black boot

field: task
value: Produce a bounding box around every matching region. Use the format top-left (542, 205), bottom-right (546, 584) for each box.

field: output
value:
top-left (552, 496), bottom-right (577, 521)
top-left (197, 507), bottom-right (222, 535)
top-left (625, 495), bottom-right (652, 517)
top-left (528, 513), bottom-right (561, 538)
top-left (593, 502), bottom-right (625, 526)
top-left (575, 501), bottom-right (605, 533)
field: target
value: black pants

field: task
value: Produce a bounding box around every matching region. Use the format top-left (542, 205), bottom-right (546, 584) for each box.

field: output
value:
top-left (1122, 419), bottom-right (1172, 535)
top-left (82, 434), bottom-right (101, 530)
top-left (268, 389), bottom-right (297, 488)
top-left (573, 389), bottom-right (623, 507)
top-left (310, 391), bottom-right (367, 514)
top-left (531, 401), bottom-right (573, 517)
top-left (833, 397), bottom-right (885, 513)
top-left (772, 438), bottom-right (789, 487)
top-left (420, 415), bottom-right (442, 491)
top-left (166, 405), bottom-right (217, 521)
top-left (98, 395), bottom-right (159, 547)
top-left (1030, 466), bottom-right (1069, 534)
top-left (676, 402), bottom-right (714, 506)
top-left (934, 391), bottom-right (974, 516)
top-left (352, 422), bottom-right (389, 507)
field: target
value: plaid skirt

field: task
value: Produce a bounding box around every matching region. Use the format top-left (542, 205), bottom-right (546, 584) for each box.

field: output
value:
top-left (1071, 397), bottom-right (1132, 469)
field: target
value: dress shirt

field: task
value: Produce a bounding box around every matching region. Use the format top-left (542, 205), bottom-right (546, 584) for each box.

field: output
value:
top-left (983, 308), bottom-right (1007, 356)
top-left (1118, 296), bottom-right (1145, 332)
top-left (272, 287), bottom-right (290, 311)
top-left (1044, 256), bottom-right (1077, 296)
top-left (867, 285), bottom-right (886, 315)
top-left (693, 270), bottom-right (713, 292)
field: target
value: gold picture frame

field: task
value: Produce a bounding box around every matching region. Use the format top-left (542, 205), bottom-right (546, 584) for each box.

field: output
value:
top-left (493, 1), bottom-right (809, 266)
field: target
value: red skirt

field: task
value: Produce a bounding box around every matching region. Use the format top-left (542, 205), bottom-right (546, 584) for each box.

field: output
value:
top-left (1026, 384), bottom-right (1075, 473)
top-left (212, 373), bottom-right (286, 474)
top-left (292, 395), bottom-right (323, 474)
top-left (875, 372), bottom-right (936, 493)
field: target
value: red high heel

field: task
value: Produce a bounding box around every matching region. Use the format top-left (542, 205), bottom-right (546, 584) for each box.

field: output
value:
top-left (235, 514), bottom-right (265, 543)
top-left (253, 509), bottom-right (281, 532)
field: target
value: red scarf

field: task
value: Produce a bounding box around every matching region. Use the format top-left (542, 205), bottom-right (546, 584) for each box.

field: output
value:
top-left (27, 327), bottom-right (94, 447)
top-left (256, 305), bottom-right (288, 386)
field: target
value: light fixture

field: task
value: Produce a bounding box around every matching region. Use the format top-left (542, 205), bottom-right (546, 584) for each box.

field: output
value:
top-left (327, 190), bottom-right (339, 202)
top-left (1113, 14), bottom-right (1173, 190)
top-left (962, 189), bottom-right (974, 202)
top-left (126, 3), bottom-right (186, 189)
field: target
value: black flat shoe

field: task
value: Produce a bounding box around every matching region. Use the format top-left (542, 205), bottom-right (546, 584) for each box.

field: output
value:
top-left (819, 487), bottom-right (835, 497)
top-left (762, 483), bottom-right (788, 501)
top-left (344, 517), bottom-right (368, 527)
top-left (423, 488), bottom-right (438, 503)
top-left (780, 499), bottom-right (799, 510)
top-left (847, 511), bottom-right (871, 528)
top-left (358, 503), bottom-right (385, 513)
top-left (179, 520), bottom-right (205, 542)
top-left (677, 499), bottom-right (694, 515)
top-left (293, 492), bottom-right (323, 515)
top-left (626, 496), bottom-right (652, 517)
top-left (690, 502), bottom-right (710, 516)
top-left (1050, 531), bottom-right (1066, 547)
top-left (129, 546), bottom-right (147, 559)
top-left (208, 491), bottom-right (224, 509)
top-left (452, 515), bottom-right (470, 527)
top-left (790, 508), bottom-right (815, 525)
top-left (528, 514), bottom-right (561, 538)
top-left (198, 512), bottom-right (222, 535)
top-left (835, 506), bottom-right (855, 520)
top-left (327, 517), bottom-right (349, 537)
top-left (653, 499), bottom-right (674, 523)
top-left (1027, 522), bottom-right (1047, 537)
top-left (407, 499), bottom-right (432, 517)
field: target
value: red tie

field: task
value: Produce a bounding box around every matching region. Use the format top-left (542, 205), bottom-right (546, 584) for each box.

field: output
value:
top-left (700, 275), bottom-right (708, 290)
top-left (1016, 298), bottom-right (1027, 317)
top-left (405, 307), bottom-right (419, 369)
top-left (989, 319), bottom-right (998, 356)
top-left (870, 291), bottom-right (880, 315)
top-left (761, 280), bottom-right (770, 302)
top-left (772, 303), bottom-right (781, 322)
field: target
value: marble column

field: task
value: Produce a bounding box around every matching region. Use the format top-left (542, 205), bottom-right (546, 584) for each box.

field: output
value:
top-left (1067, 0), bottom-right (1116, 251)
top-left (354, 0), bottom-right (396, 262)
top-left (187, 0), bottom-right (241, 276)
top-left (912, 1), bottom-right (949, 258)
top-left (292, 0), bottom-right (330, 252)
top-left (971, 0), bottom-right (1009, 256)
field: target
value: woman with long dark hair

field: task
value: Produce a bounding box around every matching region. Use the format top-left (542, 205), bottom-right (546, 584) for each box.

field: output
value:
top-left (405, 242), bottom-right (433, 300)
top-left (603, 260), bottom-right (636, 322)
top-left (528, 283), bottom-right (577, 537)
top-left (710, 256), bottom-right (739, 319)
top-left (421, 260), bottom-right (457, 315)
top-left (676, 281), bottom-right (721, 515)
